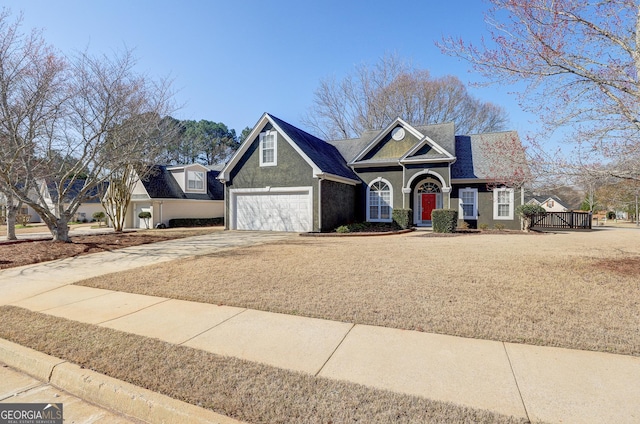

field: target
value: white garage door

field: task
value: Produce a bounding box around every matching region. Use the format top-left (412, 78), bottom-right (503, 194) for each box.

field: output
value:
top-left (234, 190), bottom-right (312, 232)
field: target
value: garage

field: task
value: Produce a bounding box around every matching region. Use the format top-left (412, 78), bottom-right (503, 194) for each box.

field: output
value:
top-left (231, 188), bottom-right (312, 232)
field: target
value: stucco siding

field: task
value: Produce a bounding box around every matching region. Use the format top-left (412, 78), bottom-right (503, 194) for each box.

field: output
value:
top-left (354, 167), bottom-right (404, 214)
top-left (451, 184), bottom-right (523, 230)
top-left (320, 180), bottom-right (357, 231)
top-left (229, 125), bottom-right (314, 189)
top-left (404, 164), bottom-right (451, 188)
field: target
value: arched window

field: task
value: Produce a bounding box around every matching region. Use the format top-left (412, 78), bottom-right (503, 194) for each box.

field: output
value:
top-left (368, 179), bottom-right (392, 222)
top-left (417, 182), bottom-right (441, 194)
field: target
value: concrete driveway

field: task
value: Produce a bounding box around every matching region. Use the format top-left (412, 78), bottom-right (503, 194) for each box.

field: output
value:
top-left (0, 230), bottom-right (295, 306)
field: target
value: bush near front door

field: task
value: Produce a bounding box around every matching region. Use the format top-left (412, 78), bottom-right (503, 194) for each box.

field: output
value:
top-left (392, 209), bottom-right (412, 229)
top-left (432, 209), bottom-right (458, 233)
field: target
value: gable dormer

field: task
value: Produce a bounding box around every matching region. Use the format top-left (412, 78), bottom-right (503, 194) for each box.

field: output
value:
top-left (167, 163), bottom-right (209, 194)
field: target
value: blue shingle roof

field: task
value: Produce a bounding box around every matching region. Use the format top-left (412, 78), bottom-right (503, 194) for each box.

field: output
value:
top-left (269, 114), bottom-right (360, 182)
top-left (450, 136), bottom-right (476, 179)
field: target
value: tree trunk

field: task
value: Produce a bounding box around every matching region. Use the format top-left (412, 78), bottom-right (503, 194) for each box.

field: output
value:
top-left (50, 217), bottom-right (71, 242)
top-left (523, 217), bottom-right (531, 232)
top-left (5, 194), bottom-right (19, 241)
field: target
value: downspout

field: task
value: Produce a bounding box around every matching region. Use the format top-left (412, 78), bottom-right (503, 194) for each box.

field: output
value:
top-left (447, 159), bottom-right (455, 209)
top-left (318, 177), bottom-right (322, 232)
top-left (401, 163), bottom-right (406, 209)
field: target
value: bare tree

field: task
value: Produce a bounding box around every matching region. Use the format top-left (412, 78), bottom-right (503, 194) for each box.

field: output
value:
top-left (0, 10), bottom-right (174, 242)
top-left (0, 183), bottom-right (20, 240)
top-left (576, 172), bottom-right (610, 213)
top-left (439, 0), bottom-right (640, 182)
top-left (101, 117), bottom-right (177, 232)
top-left (0, 10), bottom-right (68, 239)
top-left (303, 54), bottom-right (508, 140)
top-left (101, 164), bottom-right (139, 232)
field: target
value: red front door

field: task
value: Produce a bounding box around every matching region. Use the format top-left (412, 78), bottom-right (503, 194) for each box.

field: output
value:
top-left (421, 193), bottom-right (437, 221)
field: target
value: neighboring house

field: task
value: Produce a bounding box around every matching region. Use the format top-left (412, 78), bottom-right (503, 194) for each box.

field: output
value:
top-left (126, 163), bottom-right (224, 229)
top-left (2, 180), bottom-right (106, 224)
top-left (39, 180), bottom-right (106, 223)
top-left (218, 113), bottom-right (527, 232)
top-left (526, 195), bottom-right (569, 212)
top-left (0, 191), bottom-right (39, 223)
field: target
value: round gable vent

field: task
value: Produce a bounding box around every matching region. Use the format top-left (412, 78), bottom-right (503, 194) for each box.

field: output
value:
top-left (391, 127), bottom-right (405, 141)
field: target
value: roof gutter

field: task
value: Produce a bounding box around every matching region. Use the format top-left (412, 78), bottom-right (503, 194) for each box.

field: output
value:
top-left (399, 157), bottom-right (457, 164)
top-left (315, 172), bottom-right (360, 186)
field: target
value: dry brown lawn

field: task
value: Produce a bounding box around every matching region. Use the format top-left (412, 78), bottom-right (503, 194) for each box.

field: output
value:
top-left (0, 227), bottom-right (222, 269)
top-left (0, 306), bottom-right (525, 424)
top-left (78, 228), bottom-right (640, 356)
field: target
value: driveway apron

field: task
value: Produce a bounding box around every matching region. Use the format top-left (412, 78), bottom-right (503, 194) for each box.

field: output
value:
top-left (0, 231), bottom-right (294, 306)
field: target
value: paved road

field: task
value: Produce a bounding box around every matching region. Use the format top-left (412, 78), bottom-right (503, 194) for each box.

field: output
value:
top-left (0, 363), bottom-right (142, 423)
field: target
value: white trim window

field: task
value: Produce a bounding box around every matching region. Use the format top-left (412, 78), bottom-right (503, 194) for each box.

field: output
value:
top-left (459, 188), bottom-right (478, 220)
top-left (186, 170), bottom-right (205, 191)
top-left (494, 187), bottom-right (515, 220)
top-left (367, 179), bottom-right (392, 222)
top-left (259, 130), bottom-right (277, 166)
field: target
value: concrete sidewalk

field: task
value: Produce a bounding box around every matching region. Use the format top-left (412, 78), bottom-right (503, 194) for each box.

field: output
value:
top-left (1, 231), bottom-right (640, 423)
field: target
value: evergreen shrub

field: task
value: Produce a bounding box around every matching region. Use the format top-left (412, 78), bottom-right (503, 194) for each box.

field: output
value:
top-left (432, 209), bottom-right (458, 233)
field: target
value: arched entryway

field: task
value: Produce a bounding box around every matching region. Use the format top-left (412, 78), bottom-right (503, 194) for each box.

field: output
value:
top-left (414, 179), bottom-right (443, 226)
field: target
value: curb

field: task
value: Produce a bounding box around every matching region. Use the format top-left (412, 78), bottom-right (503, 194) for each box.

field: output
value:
top-left (0, 338), bottom-right (242, 424)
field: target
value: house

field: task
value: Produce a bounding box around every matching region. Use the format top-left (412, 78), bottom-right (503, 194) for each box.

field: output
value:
top-left (218, 113), bottom-right (527, 232)
top-left (126, 164), bottom-right (224, 229)
top-left (1, 180), bottom-right (106, 224)
top-left (40, 180), bottom-right (106, 223)
top-left (526, 195), bottom-right (569, 212)
top-left (0, 191), bottom-right (39, 223)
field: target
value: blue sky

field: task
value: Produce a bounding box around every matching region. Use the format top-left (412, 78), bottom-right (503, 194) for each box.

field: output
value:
top-left (4, 0), bottom-right (538, 139)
